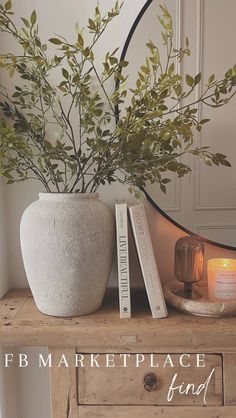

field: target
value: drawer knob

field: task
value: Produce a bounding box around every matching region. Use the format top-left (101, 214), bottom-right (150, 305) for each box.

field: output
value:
top-left (143, 372), bottom-right (158, 392)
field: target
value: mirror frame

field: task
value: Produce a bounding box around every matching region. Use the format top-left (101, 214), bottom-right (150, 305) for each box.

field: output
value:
top-left (119, 0), bottom-right (236, 252)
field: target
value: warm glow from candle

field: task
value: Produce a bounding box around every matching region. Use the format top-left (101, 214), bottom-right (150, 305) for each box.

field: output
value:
top-left (208, 258), bottom-right (236, 301)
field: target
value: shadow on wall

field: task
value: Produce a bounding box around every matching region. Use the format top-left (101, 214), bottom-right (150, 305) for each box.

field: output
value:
top-left (144, 199), bottom-right (236, 285)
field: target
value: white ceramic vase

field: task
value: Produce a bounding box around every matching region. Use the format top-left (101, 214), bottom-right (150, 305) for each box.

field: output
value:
top-left (20, 193), bottom-right (115, 317)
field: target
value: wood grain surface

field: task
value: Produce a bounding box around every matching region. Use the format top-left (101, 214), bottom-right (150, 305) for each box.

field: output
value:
top-left (79, 405), bottom-right (236, 418)
top-left (1, 289), bottom-right (236, 352)
top-left (49, 348), bottom-right (79, 418)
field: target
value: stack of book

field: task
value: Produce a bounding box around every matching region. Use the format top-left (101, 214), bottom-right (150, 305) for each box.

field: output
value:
top-left (115, 201), bottom-right (168, 319)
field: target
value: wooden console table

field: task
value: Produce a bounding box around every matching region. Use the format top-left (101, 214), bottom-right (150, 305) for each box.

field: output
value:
top-left (1, 289), bottom-right (236, 418)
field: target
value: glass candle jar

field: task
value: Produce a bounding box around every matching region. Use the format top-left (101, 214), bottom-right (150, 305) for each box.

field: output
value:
top-left (208, 258), bottom-right (236, 301)
top-left (175, 236), bottom-right (204, 300)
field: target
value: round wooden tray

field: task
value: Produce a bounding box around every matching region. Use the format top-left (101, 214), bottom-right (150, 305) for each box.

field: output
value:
top-left (164, 280), bottom-right (236, 317)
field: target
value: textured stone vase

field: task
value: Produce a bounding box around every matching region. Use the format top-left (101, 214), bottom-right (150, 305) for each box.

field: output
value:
top-left (20, 193), bottom-right (115, 317)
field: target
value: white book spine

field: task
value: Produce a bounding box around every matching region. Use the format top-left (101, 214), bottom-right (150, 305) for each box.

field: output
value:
top-left (129, 204), bottom-right (168, 319)
top-left (115, 202), bottom-right (131, 318)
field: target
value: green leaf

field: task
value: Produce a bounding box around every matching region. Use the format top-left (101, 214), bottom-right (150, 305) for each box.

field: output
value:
top-left (62, 68), bottom-right (69, 79)
top-left (215, 87), bottom-right (220, 101)
top-left (77, 33), bottom-right (84, 48)
top-left (141, 65), bottom-right (150, 75)
top-left (225, 68), bottom-right (233, 78)
top-left (21, 18), bottom-right (30, 28)
top-left (162, 178), bottom-right (171, 184)
top-left (212, 156), bottom-right (220, 166)
top-left (88, 18), bottom-right (96, 31)
top-left (208, 74), bottom-right (215, 85)
top-left (94, 108), bottom-right (103, 117)
top-left (200, 118), bottom-right (210, 125)
top-left (194, 73), bottom-right (201, 85)
top-left (119, 60), bottom-right (128, 68)
top-left (35, 37), bottom-right (41, 48)
top-left (159, 89), bottom-right (168, 99)
top-left (49, 38), bottom-right (63, 45)
top-left (168, 62), bottom-right (174, 75)
top-left (174, 84), bottom-right (182, 97)
top-left (160, 184), bottom-right (167, 193)
top-left (146, 41), bottom-right (155, 52)
top-left (138, 72), bottom-right (145, 83)
top-left (4, 0), bottom-right (12, 11)
top-left (151, 90), bottom-right (159, 100)
top-left (43, 140), bottom-right (52, 149)
top-left (186, 74), bottom-right (194, 87)
top-left (159, 104), bottom-right (168, 111)
top-left (205, 159), bottom-right (212, 167)
top-left (30, 10), bottom-right (37, 26)
top-left (82, 47), bottom-right (90, 57)
top-left (220, 159), bottom-right (231, 167)
top-left (109, 56), bottom-right (118, 65)
top-left (102, 130), bottom-right (110, 137)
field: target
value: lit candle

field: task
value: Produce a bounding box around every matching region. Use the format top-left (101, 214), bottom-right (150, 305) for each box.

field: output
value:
top-left (208, 258), bottom-right (236, 301)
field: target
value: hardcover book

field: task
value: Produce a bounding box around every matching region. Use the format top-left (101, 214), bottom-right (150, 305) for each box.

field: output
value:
top-left (115, 201), bottom-right (131, 318)
top-left (129, 203), bottom-right (168, 319)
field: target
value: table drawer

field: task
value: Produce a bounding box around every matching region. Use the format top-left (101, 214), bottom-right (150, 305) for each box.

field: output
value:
top-left (78, 406), bottom-right (236, 418)
top-left (78, 354), bottom-right (222, 406)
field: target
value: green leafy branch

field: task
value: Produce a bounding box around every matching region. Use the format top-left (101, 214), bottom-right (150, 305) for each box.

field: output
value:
top-left (0, 1), bottom-right (235, 194)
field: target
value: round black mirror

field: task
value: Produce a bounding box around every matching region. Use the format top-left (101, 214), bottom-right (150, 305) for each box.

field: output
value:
top-left (118, 0), bottom-right (236, 251)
